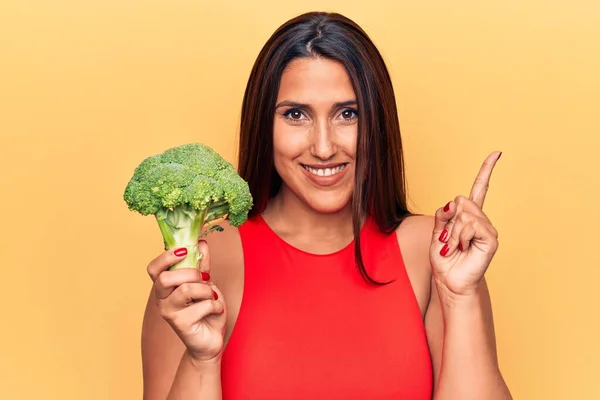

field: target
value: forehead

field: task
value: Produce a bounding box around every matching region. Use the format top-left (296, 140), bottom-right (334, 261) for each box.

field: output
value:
top-left (277, 57), bottom-right (356, 104)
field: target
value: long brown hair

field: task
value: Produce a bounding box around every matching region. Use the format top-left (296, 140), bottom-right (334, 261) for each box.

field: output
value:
top-left (237, 12), bottom-right (413, 285)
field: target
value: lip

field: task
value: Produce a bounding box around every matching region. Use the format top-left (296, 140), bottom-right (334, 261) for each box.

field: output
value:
top-left (300, 162), bottom-right (350, 187)
top-left (302, 162), bottom-right (347, 169)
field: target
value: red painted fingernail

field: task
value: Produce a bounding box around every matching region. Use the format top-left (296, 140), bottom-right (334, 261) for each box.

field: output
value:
top-left (440, 244), bottom-right (449, 256)
top-left (459, 243), bottom-right (464, 251)
top-left (439, 229), bottom-right (449, 242)
top-left (201, 272), bottom-right (210, 281)
top-left (444, 202), bottom-right (451, 212)
top-left (174, 248), bottom-right (187, 257)
top-left (213, 291), bottom-right (219, 300)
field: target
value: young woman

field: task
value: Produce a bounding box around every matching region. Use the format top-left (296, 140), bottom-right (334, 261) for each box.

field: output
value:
top-left (141, 11), bottom-right (512, 400)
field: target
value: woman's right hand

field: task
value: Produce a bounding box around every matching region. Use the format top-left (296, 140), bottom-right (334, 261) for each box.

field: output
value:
top-left (146, 240), bottom-right (227, 365)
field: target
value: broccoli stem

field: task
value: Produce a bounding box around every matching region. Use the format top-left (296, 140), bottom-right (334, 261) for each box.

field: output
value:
top-left (156, 214), bottom-right (178, 249)
top-left (155, 205), bottom-right (205, 270)
top-left (154, 201), bottom-right (231, 270)
top-left (206, 202), bottom-right (229, 221)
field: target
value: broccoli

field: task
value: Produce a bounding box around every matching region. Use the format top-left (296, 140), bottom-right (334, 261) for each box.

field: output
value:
top-left (123, 143), bottom-right (253, 270)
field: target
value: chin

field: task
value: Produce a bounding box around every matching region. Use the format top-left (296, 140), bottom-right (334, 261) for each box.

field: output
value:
top-left (276, 164), bottom-right (355, 215)
top-left (302, 192), bottom-right (353, 215)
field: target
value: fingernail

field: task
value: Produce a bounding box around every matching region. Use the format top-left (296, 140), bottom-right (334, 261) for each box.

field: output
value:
top-left (213, 291), bottom-right (219, 300)
top-left (459, 243), bottom-right (464, 251)
top-left (439, 229), bottom-right (448, 242)
top-left (440, 244), bottom-right (449, 256)
top-left (201, 271), bottom-right (210, 281)
top-left (174, 247), bottom-right (187, 257)
top-left (444, 202), bottom-right (451, 212)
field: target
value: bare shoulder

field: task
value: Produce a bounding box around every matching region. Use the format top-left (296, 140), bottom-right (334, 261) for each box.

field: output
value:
top-left (394, 214), bottom-right (435, 316)
top-left (396, 214), bottom-right (435, 240)
top-left (394, 213), bottom-right (435, 269)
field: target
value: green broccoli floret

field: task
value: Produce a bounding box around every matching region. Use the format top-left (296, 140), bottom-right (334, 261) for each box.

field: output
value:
top-left (123, 143), bottom-right (253, 270)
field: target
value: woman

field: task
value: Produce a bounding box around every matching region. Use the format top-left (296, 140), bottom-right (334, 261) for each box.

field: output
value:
top-left (141, 11), bottom-right (512, 400)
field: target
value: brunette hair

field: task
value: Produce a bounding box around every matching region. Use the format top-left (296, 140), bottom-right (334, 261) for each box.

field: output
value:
top-left (237, 11), bottom-right (413, 285)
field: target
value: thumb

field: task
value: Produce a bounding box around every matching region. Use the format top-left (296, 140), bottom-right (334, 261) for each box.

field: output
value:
top-left (197, 239), bottom-right (212, 277)
top-left (433, 201), bottom-right (456, 236)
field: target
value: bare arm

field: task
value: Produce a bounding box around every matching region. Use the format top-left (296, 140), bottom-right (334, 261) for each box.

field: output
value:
top-left (166, 347), bottom-right (222, 399)
top-left (142, 223), bottom-right (242, 400)
top-left (142, 288), bottom-right (223, 400)
top-left (424, 151), bottom-right (511, 399)
top-left (426, 274), bottom-right (512, 399)
top-left (406, 215), bottom-right (511, 399)
top-left (141, 288), bottom-right (185, 400)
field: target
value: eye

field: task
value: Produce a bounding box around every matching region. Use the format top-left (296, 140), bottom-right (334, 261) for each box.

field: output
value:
top-left (339, 109), bottom-right (358, 121)
top-left (282, 108), bottom-right (308, 123)
top-left (288, 110), bottom-right (303, 119)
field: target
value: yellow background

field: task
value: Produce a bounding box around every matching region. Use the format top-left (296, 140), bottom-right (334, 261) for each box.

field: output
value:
top-left (1, 1), bottom-right (598, 399)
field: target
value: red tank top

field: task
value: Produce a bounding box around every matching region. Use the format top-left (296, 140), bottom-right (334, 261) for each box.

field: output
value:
top-left (220, 215), bottom-right (433, 399)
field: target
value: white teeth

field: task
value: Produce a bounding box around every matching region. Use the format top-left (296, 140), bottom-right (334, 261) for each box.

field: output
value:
top-left (304, 164), bottom-right (346, 177)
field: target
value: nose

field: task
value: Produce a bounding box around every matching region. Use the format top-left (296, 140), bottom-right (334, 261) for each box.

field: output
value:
top-left (310, 119), bottom-right (336, 161)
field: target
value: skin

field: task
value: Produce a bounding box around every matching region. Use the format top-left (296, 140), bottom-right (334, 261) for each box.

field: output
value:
top-left (141, 57), bottom-right (512, 399)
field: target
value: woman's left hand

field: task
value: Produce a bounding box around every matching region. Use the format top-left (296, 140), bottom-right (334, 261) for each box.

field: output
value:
top-left (430, 151), bottom-right (502, 298)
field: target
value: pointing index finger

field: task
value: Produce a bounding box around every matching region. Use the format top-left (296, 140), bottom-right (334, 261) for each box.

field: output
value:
top-left (469, 151), bottom-right (502, 208)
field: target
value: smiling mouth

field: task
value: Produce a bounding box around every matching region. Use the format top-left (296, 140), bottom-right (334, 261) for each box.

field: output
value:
top-left (301, 163), bottom-right (348, 177)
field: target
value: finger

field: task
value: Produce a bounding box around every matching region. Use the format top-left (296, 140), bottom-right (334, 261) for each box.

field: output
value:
top-left (454, 195), bottom-right (491, 223)
top-left (154, 268), bottom-right (204, 299)
top-left (168, 282), bottom-right (217, 311)
top-left (174, 298), bottom-right (226, 325)
top-left (433, 201), bottom-right (457, 237)
top-left (469, 218), bottom-right (500, 249)
top-left (147, 247), bottom-right (191, 281)
top-left (443, 211), bottom-right (471, 256)
top-left (441, 195), bottom-right (493, 247)
top-left (445, 218), bottom-right (498, 257)
top-left (197, 240), bottom-right (212, 281)
top-left (469, 151), bottom-right (502, 208)
top-left (457, 221), bottom-right (476, 252)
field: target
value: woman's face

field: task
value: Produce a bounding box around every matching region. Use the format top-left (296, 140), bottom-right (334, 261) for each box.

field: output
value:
top-left (272, 57), bottom-right (358, 214)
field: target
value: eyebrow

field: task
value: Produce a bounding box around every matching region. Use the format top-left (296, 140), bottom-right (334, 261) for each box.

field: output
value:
top-left (274, 100), bottom-right (358, 110)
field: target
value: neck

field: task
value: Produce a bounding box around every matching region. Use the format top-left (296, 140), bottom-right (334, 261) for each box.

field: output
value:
top-left (261, 186), bottom-right (356, 247)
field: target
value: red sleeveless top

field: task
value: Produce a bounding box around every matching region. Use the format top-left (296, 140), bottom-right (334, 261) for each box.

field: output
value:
top-left (220, 215), bottom-right (433, 399)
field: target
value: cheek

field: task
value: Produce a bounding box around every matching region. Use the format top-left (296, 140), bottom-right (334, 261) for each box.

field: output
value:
top-left (335, 125), bottom-right (357, 157)
top-left (273, 119), bottom-right (306, 162)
